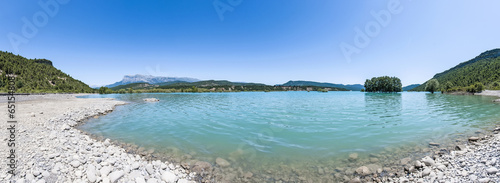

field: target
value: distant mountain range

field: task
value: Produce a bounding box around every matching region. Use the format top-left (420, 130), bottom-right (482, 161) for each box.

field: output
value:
top-left (104, 75), bottom-right (366, 91)
top-left (104, 74), bottom-right (199, 88)
top-left (402, 84), bottom-right (420, 91)
top-left (281, 80), bottom-right (364, 91)
top-left (411, 48), bottom-right (500, 91)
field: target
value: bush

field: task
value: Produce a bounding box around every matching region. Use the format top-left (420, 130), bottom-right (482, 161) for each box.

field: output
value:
top-left (474, 82), bottom-right (484, 93)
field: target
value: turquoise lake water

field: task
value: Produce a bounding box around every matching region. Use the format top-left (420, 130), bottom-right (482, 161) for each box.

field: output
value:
top-left (78, 92), bottom-right (500, 181)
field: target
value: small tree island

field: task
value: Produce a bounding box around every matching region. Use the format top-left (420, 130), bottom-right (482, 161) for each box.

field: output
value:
top-left (364, 76), bottom-right (402, 92)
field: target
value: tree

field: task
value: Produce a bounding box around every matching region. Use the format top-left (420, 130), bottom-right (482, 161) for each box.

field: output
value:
top-left (425, 79), bottom-right (439, 94)
top-left (127, 87), bottom-right (133, 94)
top-left (364, 76), bottom-right (402, 92)
top-left (474, 82), bottom-right (484, 93)
top-left (98, 87), bottom-right (110, 94)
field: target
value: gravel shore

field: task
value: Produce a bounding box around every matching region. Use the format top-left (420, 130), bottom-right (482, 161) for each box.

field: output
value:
top-left (0, 94), bottom-right (197, 183)
top-left (1, 92), bottom-right (499, 182)
top-left (393, 91), bottom-right (500, 183)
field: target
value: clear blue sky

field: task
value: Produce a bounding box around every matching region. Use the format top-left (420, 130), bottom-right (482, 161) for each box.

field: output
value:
top-left (1, 1), bottom-right (500, 86)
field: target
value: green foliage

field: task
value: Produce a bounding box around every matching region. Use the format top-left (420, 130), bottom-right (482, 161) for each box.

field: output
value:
top-left (441, 81), bottom-right (453, 93)
top-left (0, 51), bottom-right (93, 93)
top-left (412, 49), bottom-right (500, 92)
top-left (364, 76), bottom-right (402, 93)
top-left (127, 88), bottom-right (133, 94)
top-left (282, 80), bottom-right (364, 91)
top-left (98, 87), bottom-right (113, 94)
top-left (317, 88), bottom-right (328, 92)
top-left (475, 82), bottom-right (484, 92)
top-left (190, 86), bottom-right (199, 93)
top-left (425, 79), bottom-right (439, 94)
top-left (489, 81), bottom-right (500, 90)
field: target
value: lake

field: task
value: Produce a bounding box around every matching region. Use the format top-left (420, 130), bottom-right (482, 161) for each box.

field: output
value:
top-left (78, 92), bottom-right (500, 182)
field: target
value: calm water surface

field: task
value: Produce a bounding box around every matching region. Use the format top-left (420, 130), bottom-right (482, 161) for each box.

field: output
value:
top-left (79, 92), bottom-right (500, 181)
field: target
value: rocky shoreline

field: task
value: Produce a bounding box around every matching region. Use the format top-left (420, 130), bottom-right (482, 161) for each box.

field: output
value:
top-left (0, 94), bottom-right (199, 183)
top-left (2, 93), bottom-right (500, 182)
top-left (390, 127), bottom-right (500, 183)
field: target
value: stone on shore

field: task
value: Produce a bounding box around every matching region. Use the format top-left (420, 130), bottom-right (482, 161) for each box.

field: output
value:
top-left (70, 160), bottom-right (81, 168)
top-left (422, 156), bottom-right (435, 166)
top-left (468, 136), bottom-right (480, 141)
top-left (161, 171), bottom-right (178, 183)
top-left (109, 171), bottom-right (124, 183)
top-left (486, 167), bottom-right (498, 174)
top-left (86, 164), bottom-right (97, 182)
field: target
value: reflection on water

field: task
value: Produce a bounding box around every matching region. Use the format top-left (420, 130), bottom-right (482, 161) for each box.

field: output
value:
top-left (78, 92), bottom-right (500, 182)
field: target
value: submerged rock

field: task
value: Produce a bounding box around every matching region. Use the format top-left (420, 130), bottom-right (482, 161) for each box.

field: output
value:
top-left (349, 153), bottom-right (359, 162)
top-left (355, 166), bottom-right (371, 176)
top-left (216, 157), bottom-right (231, 167)
top-left (191, 161), bottom-right (212, 172)
top-left (144, 98), bottom-right (160, 102)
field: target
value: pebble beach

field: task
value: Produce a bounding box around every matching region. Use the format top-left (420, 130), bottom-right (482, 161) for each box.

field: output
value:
top-left (0, 94), bottom-right (198, 183)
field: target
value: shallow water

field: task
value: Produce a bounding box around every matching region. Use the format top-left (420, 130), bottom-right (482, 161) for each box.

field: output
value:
top-left (79, 92), bottom-right (500, 182)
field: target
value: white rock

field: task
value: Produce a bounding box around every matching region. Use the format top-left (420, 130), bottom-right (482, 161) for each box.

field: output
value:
top-left (486, 167), bottom-right (498, 174)
top-left (132, 162), bottom-right (140, 170)
top-left (109, 171), bottom-right (124, 183)
top-left (75, 170), bottom-right (83, 178)
top-left (70, 160), bottom-right (81, 168)
top-left (135, 177), bottom-right (146, 183)
top-left (87, 164), bottom-right (97, 182)
top-left (161, 171), bottom-right (178, 183)
top-left (100, 166), bottom-right (111, 177)
top-left (422, 168), bottom-right (431, 177)
top-left (422, 156), bottom-right (435, 166)
top-left (146, 164), bottom-right (155, 175)
top-left (102, 177), bottom-right (110, 183)
top-left (479, 178), bottom-right (490, 183)
top-left (61, 124), bottom-right (71, 131)
top-left (146, 178), bottom-right (159, 183)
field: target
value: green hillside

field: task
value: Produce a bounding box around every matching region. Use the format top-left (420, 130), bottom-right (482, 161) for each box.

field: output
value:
top-left (104, 79), bottom-right (348, 93)
top-left (281, 80), bottom-right (364, 91)
top-left (402, 84), bottom-right (420, 91)
top-left (412, 49), bottom-right (500, 91)
top-left (0, 51), bottom-right (94, 93)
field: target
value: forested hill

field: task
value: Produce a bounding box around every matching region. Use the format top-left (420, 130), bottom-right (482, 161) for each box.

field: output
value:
top-left (281, 80), bottom-right (364, 91)
top-left (412, 49), bottom-right (500, 91)
top-left (0, 51), bottom-right (93, 93)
